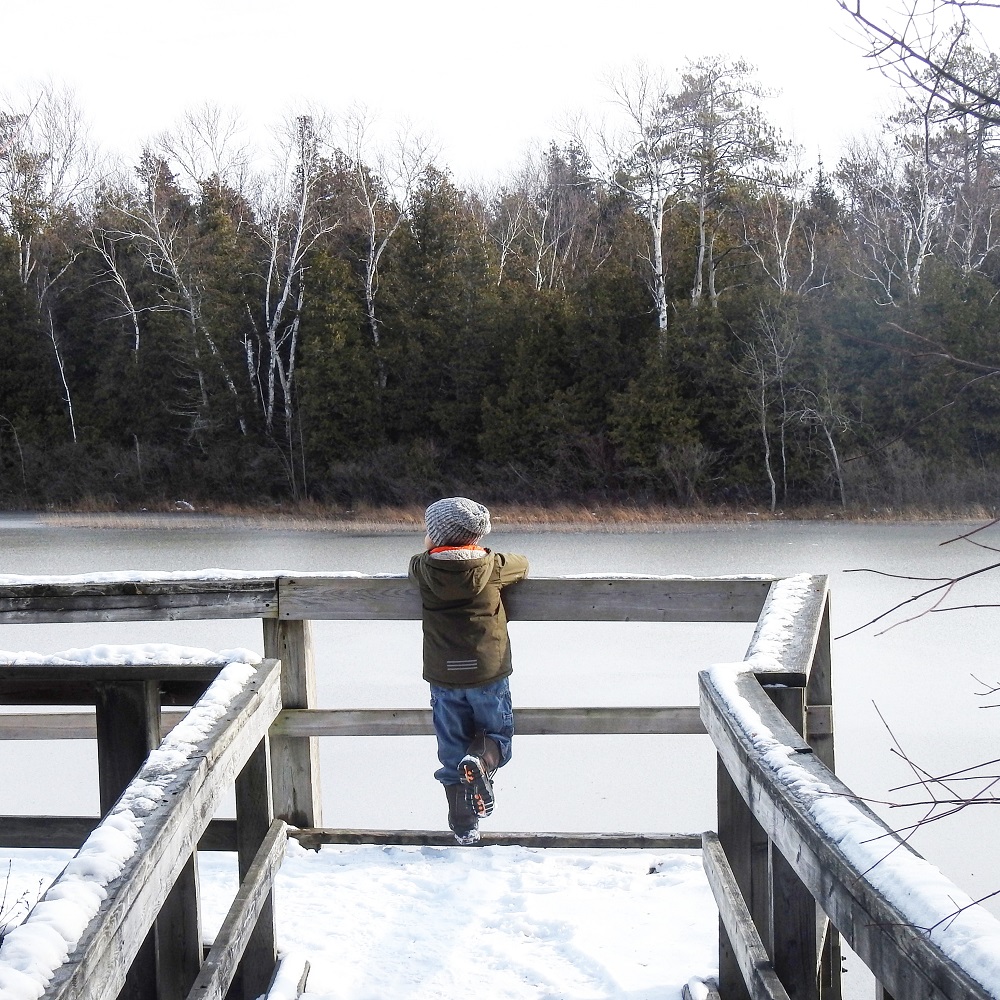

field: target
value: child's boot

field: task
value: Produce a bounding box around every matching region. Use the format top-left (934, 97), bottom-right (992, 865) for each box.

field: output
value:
top-left (458, 731), bottom-right (501, 818)
top-left (445, 784), bottom-right (480, 845)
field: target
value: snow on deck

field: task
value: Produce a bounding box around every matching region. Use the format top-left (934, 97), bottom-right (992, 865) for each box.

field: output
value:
top-left (1, 843), bottom-right (719, 1000)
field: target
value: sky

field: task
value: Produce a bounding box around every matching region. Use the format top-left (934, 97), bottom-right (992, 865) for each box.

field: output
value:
top-left (1, 0), bottom-right (911, 185)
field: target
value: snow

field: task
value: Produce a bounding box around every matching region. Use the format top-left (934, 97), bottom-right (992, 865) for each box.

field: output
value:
top-left (1, 843), bottom-right (720, 1000)
top-left (0, 645), bottom-right (261, 1000)
top-left (706, 572), bottom-right (1000, 994)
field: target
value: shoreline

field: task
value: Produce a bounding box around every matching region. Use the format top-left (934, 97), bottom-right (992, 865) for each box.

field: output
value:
top-left (3, 503), bottom-right (993, 534)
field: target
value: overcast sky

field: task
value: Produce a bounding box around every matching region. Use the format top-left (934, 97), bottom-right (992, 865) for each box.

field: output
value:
top-left (3, 0), bottom-right (920, 183)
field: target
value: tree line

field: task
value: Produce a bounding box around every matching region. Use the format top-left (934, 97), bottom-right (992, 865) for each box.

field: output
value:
top-left (1, 51), bottom-right (999, 512)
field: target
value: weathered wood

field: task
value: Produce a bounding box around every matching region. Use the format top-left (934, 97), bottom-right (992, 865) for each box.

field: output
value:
top-left (278, 576), bottom-right (774, 622)
top-left (0, 816), bottom-right (238, 851)
top-left (767, 685), bottom-right (819, 1000)
top-left (702, 832), bottom-right (792, 1000)
top-left (804, 592), bottom-right (836, 772)
top-left (264, 619), bottom-right (322, 828)
top-left (156, 856), bottom-right (202, 1000)
top-left (288, 828), bottom-right (702, 849)
top-left (701, 666), bottom-right (1000, 1000)
top-left (683, 982), bottom-right (722, 1000)
top-left (93, 681), bottom-right (160, 1000)
top-left (185, 819), bottom-right (287, 1000)
top-left (0, 579), bottom-right (277, 623)
top-left (0, 709), bottom-right (189, 740)
top-left (717, 757), bottom-right (758, 1000)
top-left (233, 736), bottom-right (276, 1000)
top-left (744, 576), bottom-right (829, 681)
top-left (272, 705), bottom-right (707, 737)
top-left (0, 680), bottom-right (210, 706)
top-left (38, 659), bottom-right (282, 1000)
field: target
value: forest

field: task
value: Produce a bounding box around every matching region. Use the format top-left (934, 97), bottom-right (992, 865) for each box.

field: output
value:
top-left (1, 45), bottom-right (999, 513)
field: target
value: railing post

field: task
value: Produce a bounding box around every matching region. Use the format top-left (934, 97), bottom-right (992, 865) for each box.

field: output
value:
top-left (767, 684), bottom-right (819, 1000)
top-left (233, 735), bottom-right (277, 1000)
top-left (263, 618), bottom-right (323, 828)
top-left (717, 757), bottom-right (766, 1000)
top-left (805, 593), bottom-right (843, 1000)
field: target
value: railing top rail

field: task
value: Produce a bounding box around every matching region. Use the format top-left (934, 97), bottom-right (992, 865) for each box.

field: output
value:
top-left (0, 572), bottom-right (780, 624)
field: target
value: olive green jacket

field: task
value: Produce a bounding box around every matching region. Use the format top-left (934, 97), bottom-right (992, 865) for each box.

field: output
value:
top-left (408, 549), bottom-right (529, 688)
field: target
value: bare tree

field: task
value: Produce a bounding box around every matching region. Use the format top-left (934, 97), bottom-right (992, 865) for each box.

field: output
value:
top-left (336, 107), bottom-right (436, 384)
top-left (838, 0), bottom-right (1000, 124)
top-left (735, 306), bottom-right (800, 511)
top-left (587, 65), bottom-right (684, 340)
top-left (670, 56), bottom-right (783, 308)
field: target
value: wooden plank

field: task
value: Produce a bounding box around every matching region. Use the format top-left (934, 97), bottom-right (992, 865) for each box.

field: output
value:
top-left (701, 666), bottom-right (999, 1000)
top-left (0, 579), bottom-right (277, 624)
top-left (278, 576), bottom-right (773, 622)
top-left (186, 820), bottom-right (287, 1000)
top-left (0, 680), bottom-right (210, 706)
top-left (156, 856), bottom-right (202, 1000)
top-left (288, 828), bottom-right (703, 849)
top-left (35, 659), bottom-right (282, 1000)
top-left (233, 736), bottom-right (276, 1000)
top-left (717, 757), bottom-right (758, 1000)
top-left (272, 705), bottom-right (707, 738)
top-left (0, 817), bottom-right (238, 851)
top-left (93, 681), bottom-right (160, 1000)
top-left (768, 685), bottom-right (819, 1000)
top-left (805, 593), bottom-right (836, 772)
top-left (702, 831), bottom-right (792, 1000)
top-left (264, 619), bottom-right (322, 828)
top-left (744, 576), bottom-right (829, 680)
top-left (0, 709), bottom-right (190, 740)
top-left (0, 663), bottom-right (223, 683)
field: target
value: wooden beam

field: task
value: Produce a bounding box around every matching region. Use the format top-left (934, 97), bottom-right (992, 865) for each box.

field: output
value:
top-left (702, 832), bottom-right (792, 1000)
top-left (186, 820), bottom-right (287, 1000)
top-left (272, 705), bottom-right (707, 738)
top-left (0, 709), bottom-right (190, 740)
top-left (701, 666), bottom-right (999, 1000)
top-left (0, 579), bottom-right (277, 623)
top-left (0, 816), bottom-right (237, 851)
top-left (36, 659), bottom-right (282, 1000)
top-left (264, 619), bottom-right (322, 828)
top-left (744, 576), bottom-right (829, 680)
top-left (277, 576), bottom-right (773, 623)
top-left (287, 828), bottom-right (702, 850)
top-left (233, 736), bottom-right (276, 1000)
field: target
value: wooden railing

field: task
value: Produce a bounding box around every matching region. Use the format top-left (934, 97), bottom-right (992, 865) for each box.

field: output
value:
top-left (0, 572), bottom-right (997, 999)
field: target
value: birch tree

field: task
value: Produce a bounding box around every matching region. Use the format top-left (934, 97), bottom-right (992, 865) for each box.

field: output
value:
top-left (247, 113), bottom-right (340, 494)
top-left (589, 65), bottom-right (684, 340)
top-left (670, 57), bottom-right (783, 308)
top-left (336, 107), bottom-right (436, 385)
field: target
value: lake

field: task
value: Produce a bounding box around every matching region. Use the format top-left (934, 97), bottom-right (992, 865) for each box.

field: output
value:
top-left (0, 514), bottom-right (997, 995)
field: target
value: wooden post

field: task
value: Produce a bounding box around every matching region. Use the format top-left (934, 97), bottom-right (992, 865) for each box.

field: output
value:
top-left (767, 684), bottom-right (819, 1000)
top-left (95, 682), bottom-right (161, 1000)
top-left (95, 680), bottom-right (204, 1000)
top-left (717, 758), bottom-right (762, 1000)
top-left (233, 736), bottom-right (277, 1000)
top-left (263, 618), bottom-right (322, 828)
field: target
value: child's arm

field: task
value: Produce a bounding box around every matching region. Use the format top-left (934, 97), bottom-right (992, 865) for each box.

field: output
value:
top-left (495, 552), bottom-right (529, 587)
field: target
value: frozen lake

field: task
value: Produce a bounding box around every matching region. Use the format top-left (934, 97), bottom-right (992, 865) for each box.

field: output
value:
top-left (0, 515), bottom-right (997, 996)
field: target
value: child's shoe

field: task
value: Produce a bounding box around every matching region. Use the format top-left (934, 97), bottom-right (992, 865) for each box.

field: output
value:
top-left (445, 783), bottom-right (480, 845)
top-left (458, 732), bottom-right (501, 818)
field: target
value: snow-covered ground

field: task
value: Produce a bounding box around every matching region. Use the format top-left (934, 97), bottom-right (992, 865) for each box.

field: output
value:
top-left (1, 842), bottom-right (718, 1000)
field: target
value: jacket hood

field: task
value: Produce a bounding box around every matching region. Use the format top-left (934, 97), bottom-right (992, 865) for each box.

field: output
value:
top-left (411, 552), bottom-right (494, 602)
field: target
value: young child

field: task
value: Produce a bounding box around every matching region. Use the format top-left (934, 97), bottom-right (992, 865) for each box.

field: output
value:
top-left (409, 497), bottom-right (529, 845)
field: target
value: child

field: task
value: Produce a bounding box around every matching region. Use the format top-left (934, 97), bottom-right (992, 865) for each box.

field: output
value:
top-left (409, 497), bottom-right (529, 845)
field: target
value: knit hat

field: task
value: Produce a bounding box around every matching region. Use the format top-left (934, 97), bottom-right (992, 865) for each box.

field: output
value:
top-left (425, 497), bottom-right (491, 546)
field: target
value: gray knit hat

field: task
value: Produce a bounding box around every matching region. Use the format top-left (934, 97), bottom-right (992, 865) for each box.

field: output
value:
top-left (425, 497), bottom-right (491, 546)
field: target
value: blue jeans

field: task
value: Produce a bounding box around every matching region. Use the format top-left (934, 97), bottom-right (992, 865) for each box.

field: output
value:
top-left (430, 677), bottom-right (514, 785)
